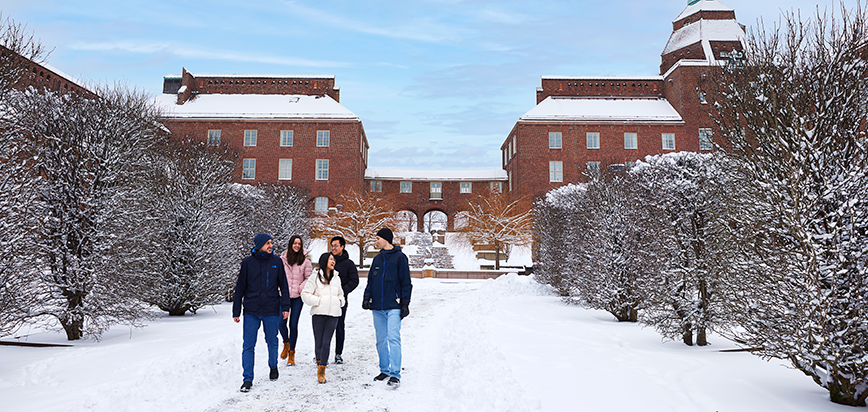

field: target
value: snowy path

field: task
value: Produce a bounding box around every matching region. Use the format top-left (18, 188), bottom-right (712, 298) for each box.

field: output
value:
top-left (0, 275), bottom-right (846, 412)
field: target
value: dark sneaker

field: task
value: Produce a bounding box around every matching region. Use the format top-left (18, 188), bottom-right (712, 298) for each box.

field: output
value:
top-left (270, 367), bottom-right (279, 381)
top-left (373, 373), bottom-right (389, 381)
top-left (240, 381), bottom-right (252, 392)
top-left (387, 377), bottom-right (401, 388)
top-left (335, 354), bottom-right (343, 364)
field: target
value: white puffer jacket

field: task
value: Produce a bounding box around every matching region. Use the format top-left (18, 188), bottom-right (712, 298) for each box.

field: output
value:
top-left (301, 269), bottom-right (345, 317)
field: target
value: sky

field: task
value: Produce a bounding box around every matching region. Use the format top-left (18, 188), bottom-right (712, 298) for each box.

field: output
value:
top-left (0, 0), bottom-right (843, 170)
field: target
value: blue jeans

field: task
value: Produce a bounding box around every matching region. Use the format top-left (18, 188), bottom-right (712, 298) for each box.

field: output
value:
top-left (372, 309), bottom-right (402, 379)
top-left (242, 314), bottom-right (280, 382)
top-left (278, 297), bottom-right (304, 349)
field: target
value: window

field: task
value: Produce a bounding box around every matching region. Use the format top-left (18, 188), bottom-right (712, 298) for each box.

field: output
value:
top-left (699, 128), bottom-right (713, 151)
top-left (512, 136), bottom-right (517, 157)
top-left (587, 132), bottom-right (600, 149)
top-left (242, 158), bottom-right (256, 180)
top-left (549, 161), bottom-right (563, 182)
top-left (280, 130), bottom-right (293, 147)
top-left (698, 91), bottom-right (708, 104)
top-left (549, 132), bottom-right (562, 149)
top-left (278, 159), bottom-right (292, 180)
top-left (586, 161), bottom-right (601, 174)
top-left (244, 130), bottom-right (257, 146)
top-left (207, 130), bottom-right (221, 145)
top-left (460, 182), bottom-right (472, 193)
top-left (400, 181), bottom-right (412, 193)
top-left (624, 133), bottom-right (637, 150)
top-left (490, 181), bottom-right (502, 193)
top-left (509, 171), bottom-right (513, 192)
top-left (371, 180), bottom-right (382, 192)
top-left (662, 133), bottom-right (676, 150)
top-left (430, 182), bottom-right (442, 200)
top-left (316, 159), bottom-right (329, 180)
top-left (625, 161), bottom-right (636, 169)
top-left (317, 130), bottom-right (330, 147)
top-left (314, 197), bottom-right (328, 214)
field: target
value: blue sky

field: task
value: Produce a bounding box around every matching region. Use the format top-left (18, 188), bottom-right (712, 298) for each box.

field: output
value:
top-left (0, 0), bottom-right (839, 170)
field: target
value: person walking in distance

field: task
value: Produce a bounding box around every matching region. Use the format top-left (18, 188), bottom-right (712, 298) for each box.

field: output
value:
top-left (279, 235), bottom-right (312, 366)
top-left (301, 253), bottom-right (345, 384)
top-left (329, 236), bottom-right (359, 365)
top-left (233, 233), bottom-right (290, 393)
top-left (362, 228), bottom-right (412, 388)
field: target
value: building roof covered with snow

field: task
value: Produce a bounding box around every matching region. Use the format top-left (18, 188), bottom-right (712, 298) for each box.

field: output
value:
top-left (365, 169), bottom-right (507, 181)
top-left (518, 96), bottom-right (683, 123)
top-left (153, 93), bottom-right (359, 120)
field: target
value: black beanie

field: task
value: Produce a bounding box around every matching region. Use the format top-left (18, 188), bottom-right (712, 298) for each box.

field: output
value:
top-left (253, 233), bottom-right (273, 252)
top-left (376, 227), bottom-right (394, 244)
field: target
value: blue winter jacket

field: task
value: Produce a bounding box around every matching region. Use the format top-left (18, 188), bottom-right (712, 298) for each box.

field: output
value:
top-left (233, 250), bottom-right (290, 317)
top-left (364, 245), bottom-right (412, 310)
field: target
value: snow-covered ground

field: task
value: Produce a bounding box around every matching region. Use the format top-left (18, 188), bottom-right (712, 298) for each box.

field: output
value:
top-left (1, 275), bottom-right (845, 412)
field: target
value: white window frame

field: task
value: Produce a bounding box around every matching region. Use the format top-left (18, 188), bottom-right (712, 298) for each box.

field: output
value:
top-left (400, 181), bottom-right (412, 193)
top-left (280, 130), bottom-right (293, 147)
top-left (207, 130), bottom-right (221, 146)
top-left (460, 182), bottom-right (472, 193)
top-left (490, 181), bottom-right (502, 193)
top-left (314, 197), bottom-right (328, 214)
top-left (430, 182), bottom-right (442, 200)
top-left (549, 161), bottom-right (563, 182)
top-left (549, 132), bottom-right (562, 149)
top-left (242, 158), bottom-right (256, 180)
top-left (316, 159), bottom-right (329, 180)
top-left (278, 159), bottom-right (292, 180)
top-left (317, 130), bottom-right (330, 147)
top-left (699, 128), bottom-right (713, 151)
top-left (662, 133), bottom-right (676, 150)
top-left (371, 180), bottom-right (382, 192)
top-left (587, 161), bottom-right (601, 174)
top-left (587, 132), bottom-right (600, 149)
top-left (624, 132), bottom-right (637, 150)
top-left (244, 130), bottom-right (257, 147)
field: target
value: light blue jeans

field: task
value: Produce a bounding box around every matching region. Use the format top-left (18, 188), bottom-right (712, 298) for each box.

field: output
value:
top-left (242, 314), bottom-right (280, 382)
top-left (372, 309), bottom-right (402, 379)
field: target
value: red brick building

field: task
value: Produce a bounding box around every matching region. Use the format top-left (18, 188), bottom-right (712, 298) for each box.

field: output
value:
top-left (503, 0), bottom-right (744, 200)
top-left (155, 69), bottom-right (369, 213)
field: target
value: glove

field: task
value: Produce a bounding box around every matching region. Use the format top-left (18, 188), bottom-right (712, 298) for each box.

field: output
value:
top-left (400, 303), bottom-right (410, 319)
top-left (362, 297), bottom-right (371, 310)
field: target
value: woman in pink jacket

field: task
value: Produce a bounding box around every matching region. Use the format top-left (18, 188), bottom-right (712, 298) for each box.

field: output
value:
top-left (279, 235), bottom-right (312, 366)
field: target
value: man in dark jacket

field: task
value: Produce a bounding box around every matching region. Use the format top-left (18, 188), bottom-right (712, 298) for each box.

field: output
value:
top-left (233, 233), bottom-right (290, 393)
top-left (362, 228), bottom-right (412, 388)
top-left (330, 236), bottom-right (359, 364)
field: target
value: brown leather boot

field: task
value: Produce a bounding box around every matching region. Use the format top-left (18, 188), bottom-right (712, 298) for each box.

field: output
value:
top-left (317, 364), bottom-right (327, 384)
top-left (287, 349), bottom-right (295, 366)
top-left (280, 342), bottom-right (290, 360)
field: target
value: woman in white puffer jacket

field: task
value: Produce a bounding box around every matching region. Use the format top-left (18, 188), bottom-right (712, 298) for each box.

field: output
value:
top-left (301, 252), bottom-right (345, 383)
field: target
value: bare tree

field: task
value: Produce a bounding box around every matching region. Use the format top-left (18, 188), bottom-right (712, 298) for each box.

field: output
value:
top-left (3, 84), bottom-right (164, 340)
top-left (457, 189), bottom-right (532, 270)
top-left (706, 2), bottom-right (868, 405)
top-left (315, 190), bottom-right (398, 267)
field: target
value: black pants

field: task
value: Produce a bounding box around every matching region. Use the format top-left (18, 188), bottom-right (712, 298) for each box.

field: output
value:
top-left (335, 304), bottom-right (348, 355)
top-left (312, 314), bottom-right (339, 367)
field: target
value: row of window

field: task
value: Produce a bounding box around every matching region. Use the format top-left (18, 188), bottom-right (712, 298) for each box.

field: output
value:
top-left (548, 130), bottom-right (713, 151)
top-left (240, 158), bottom-right (329, 180)
top-left (369, 181), bottom-right (503, 195)
top-left (208, 129), bottom-right (331, 147)
top-left (547, 160), bottom-right (641, 182)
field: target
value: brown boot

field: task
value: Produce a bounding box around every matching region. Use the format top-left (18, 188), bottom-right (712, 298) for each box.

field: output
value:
top-left (287, 349), bottom-right (295, 366)
top-left (280, 342), bottom-right (290, 360)
top-left (317, 364), bottom-right (327, 384)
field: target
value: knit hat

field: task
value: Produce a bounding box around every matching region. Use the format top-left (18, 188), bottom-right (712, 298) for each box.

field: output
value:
top-left (376, 228), bottom-right (394, 244)
top-left (253, 233), bottom-right (273, 252)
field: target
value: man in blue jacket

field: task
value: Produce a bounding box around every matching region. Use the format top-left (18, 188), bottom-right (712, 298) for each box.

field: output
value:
top-left (362, 227), bottom-right (412, 388)
top-left (233, 233), bottom-right (290, 393)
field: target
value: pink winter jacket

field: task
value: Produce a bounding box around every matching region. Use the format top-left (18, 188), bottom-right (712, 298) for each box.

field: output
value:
top-left (281, 249), bottom-right (312, 298)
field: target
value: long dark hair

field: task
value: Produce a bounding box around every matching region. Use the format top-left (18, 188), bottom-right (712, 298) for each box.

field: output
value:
top-left (317, 252), bottom-right (334, 284)
top-left (286, 235), bottom-right (306, 266)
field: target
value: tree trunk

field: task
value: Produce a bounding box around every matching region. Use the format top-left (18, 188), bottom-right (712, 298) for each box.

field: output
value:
top-left (494, 241), bottom-right (500, 270)
top-left (358, 242), bottom-right (366, 268)
top-left (682, 322), bottom-right (693, 346)
top-left (61, 290), bottom-right (85, 340)
top-left (696, 327), bottom-right (708, 346)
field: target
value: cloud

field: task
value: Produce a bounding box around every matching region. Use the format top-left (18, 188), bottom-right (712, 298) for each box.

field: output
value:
top-left (70, 41), bottom-right (350, 68)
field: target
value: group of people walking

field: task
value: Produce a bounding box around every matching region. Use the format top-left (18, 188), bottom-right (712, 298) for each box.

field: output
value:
top-left (231, 227), bottom-right (412, 392)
